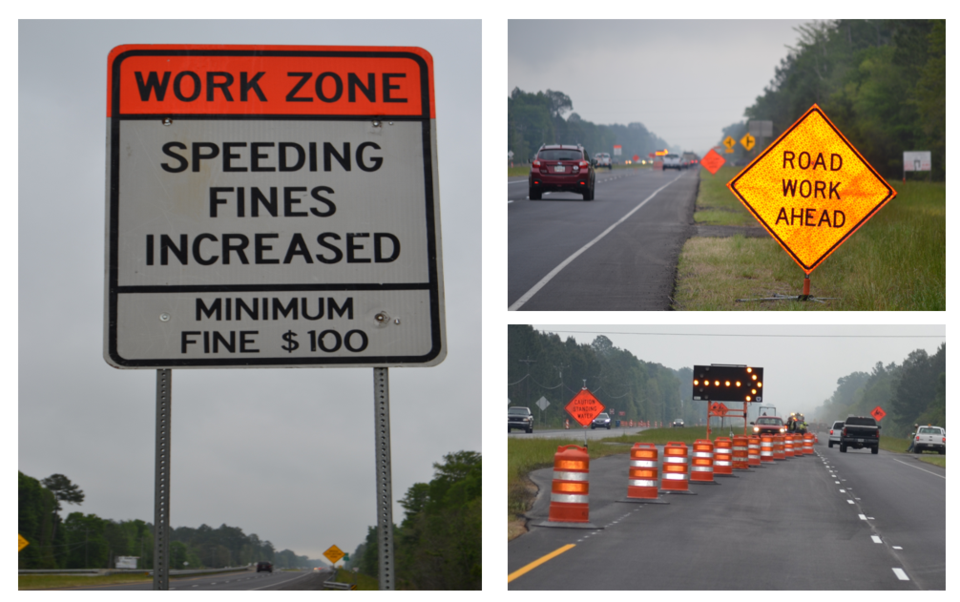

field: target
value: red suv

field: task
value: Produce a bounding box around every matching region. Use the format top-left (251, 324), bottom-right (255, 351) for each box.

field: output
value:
top-left (529, 144), bottom-right (596, 201)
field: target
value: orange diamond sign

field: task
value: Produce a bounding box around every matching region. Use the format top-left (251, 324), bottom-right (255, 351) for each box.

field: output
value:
top-left (870, 406), bottom-right (886, 421)
top-left (727, 104), bottom-right (896, 274)
top-left (565, 389), bottom-right (605, 427)
top-left (700, 148), bottom-right (726, 175)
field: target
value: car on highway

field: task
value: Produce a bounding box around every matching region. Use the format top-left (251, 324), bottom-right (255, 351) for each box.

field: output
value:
top-left (594, 152), bottom-right (613, 170)
top-left (840, 415), bottom-right (880, 454)
top-left (591, 412), bottom-right (611, 429)
top-left (751, 416), bottom-right (786, 436)
top-left (529, 144), bottom-right (596, 201)
top-left (662, 154), bottom-right (684, 170)
top-left (672, 419), bottom-right (685, 428)
top-left (913, 425), bottom-right (945, 454)
top-left (828, 420), bottom-right (844, 448)
top-left (508, 406), bottom-right (534, 433)
top-left (256, 561), bottom-right (273, 573)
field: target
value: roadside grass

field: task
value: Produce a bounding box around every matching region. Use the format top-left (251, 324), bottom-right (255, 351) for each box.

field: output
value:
top-left (879, 436), bottom-right (910, 453)
top-left (673, 171), bottom-right (945, 310)
top-left (918, 456), bottom-right (946, 468)
top-left (695, 166), bottom-right (758, 227)
top-left (334, 568), bottom-right (377, 590)
top-left (19, 573), bottom-right (153, 590)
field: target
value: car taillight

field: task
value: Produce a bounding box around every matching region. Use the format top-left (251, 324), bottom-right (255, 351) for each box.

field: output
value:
top-left (943, 437), bottom-right (946, 443)
top-left (579, 160), bottom-right (589, 169)
top-left (830, 429), bottom-right (834, 435)
top-left (533, 159), bottom-right (541, 168)
top-left (916, 436), bottom-right (920, 441)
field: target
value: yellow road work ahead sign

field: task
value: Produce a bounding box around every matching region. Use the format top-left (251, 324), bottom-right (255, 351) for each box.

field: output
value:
top-left (323, 544), bottom-right (345, 564)
top-left (19, 534), bottom-right (29, 552)
top-left (727, 104), bottom-right (896, 274)
top-left (740, 133), bottom-right (756, 151)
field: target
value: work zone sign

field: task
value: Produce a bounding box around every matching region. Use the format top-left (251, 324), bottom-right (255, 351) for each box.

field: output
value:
top-left (104, 45), bottom-right (445, 368)
top-left (727, 104), bottom-right (895, 274)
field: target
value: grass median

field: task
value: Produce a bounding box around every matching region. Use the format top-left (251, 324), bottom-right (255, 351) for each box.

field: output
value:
top-left (19, 573), bottom-right (153, 590)
top-left (673, 166), bottom-right (945, 310)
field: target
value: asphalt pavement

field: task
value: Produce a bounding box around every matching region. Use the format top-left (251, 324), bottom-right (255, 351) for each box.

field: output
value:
top-left (508, 442), bottom-right (944, 590)
top-left (508, 168), bottom-right (699, 310)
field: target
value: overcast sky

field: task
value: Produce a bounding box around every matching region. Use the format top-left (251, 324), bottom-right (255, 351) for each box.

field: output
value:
top-left (509, 20), bottom-right (815, 155)
top-left (529, 325), bottom-right (946, 420)
top-left (18, 20), bottom-right (480, 563)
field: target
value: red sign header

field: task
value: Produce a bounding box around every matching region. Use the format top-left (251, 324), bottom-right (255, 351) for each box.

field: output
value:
top-left (107, 45), bottom-right (434, 118)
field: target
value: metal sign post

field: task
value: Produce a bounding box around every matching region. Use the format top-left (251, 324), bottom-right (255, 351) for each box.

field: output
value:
top-left (373, 368), bottom-right (394, 590)
top-left (153, 369), bottom-right (171, 590)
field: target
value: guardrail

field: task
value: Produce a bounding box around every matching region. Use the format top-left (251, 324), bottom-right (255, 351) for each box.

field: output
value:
top-left (20, 566), bottom-right (250, 577)
top-left (323, 571), bottom-right (357, 590)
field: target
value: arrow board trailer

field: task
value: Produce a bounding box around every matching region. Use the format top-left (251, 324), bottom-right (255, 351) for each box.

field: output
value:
top-left (103, 45), bottom-right (445, 368)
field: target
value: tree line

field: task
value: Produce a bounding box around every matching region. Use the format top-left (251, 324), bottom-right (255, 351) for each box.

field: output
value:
top-left (741, 19), bottom-right (945, 180)
top-left (347, 450), bottom-right (481, 589)
top-left (508, 88), bottom-right (674, 164)
top-left (508, 326), bottom-right (703, 428)
top-left (18, 472), bottom-right (317, 570)
top-left (812, 343), bottom-right (945, 437)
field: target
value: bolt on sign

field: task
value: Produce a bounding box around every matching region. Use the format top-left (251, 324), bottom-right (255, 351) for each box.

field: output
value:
top-left (700, 148), bottom-right (726, 175)
top-left (727, 104), bottom-right (896, 274)
top-left (565, 389), bottom-right (605, 427)
top-left (323, 544), bottom-right (345, 564)
top-left (870, 406), bottom-right (886, 421)
top-left (104, 45), bottom-right (445, 368)
top-left (692, 365), bottom-right (764, 403)
top-left (740, 133), bottom-right (756, 151)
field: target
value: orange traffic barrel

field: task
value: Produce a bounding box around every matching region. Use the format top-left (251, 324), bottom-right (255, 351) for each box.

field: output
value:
top-left (747, 436), bottom-right (762, 466)
top-left (660, 442), bottom-right (696, 494)
top-left (547, 445), bottom-right (590, 523)
top-left (620, 443), bottom-right (669, 504)
top-left (803, 433), bottom-right (815, 455)
top-left (773, 434), bottom-right (786, 460)
top-left (760, 435), bottom-right (774, 462)
top-left (690, 439), bottom-right (716, 484)
top-left (783, 434), bottom-right (795, 457)
top-left (713, 437), bottom-right (734, 476)
top-left (732, 435), bottom-right (749, 470)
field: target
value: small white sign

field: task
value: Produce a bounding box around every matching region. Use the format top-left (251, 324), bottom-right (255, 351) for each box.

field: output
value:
top-left (536, 396), bottom-right (550, 411)
top-left (903, 150), bottom-right (931, 172)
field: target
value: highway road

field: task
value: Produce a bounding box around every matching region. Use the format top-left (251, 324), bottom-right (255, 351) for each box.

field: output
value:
top-left (508, 168), bottom-right (699, 310)
top-left (508, 442), bottom-right (944, 590)
top-left (509, 426), bottom-right (652, 441)
top-left (74, 568), bottom-right (337, 590)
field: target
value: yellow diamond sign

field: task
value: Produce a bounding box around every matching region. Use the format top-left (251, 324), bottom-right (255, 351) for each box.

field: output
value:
top-left (727, 104), bottom-right (896, 274)
top-left (723, 136), bottom-right (736, 150)
top-left (19, 534), bottom-right (29, 552)
top-left (323, 544), bottom-right (345, 565)
top-left (740, 132), bottom-right (756, 151)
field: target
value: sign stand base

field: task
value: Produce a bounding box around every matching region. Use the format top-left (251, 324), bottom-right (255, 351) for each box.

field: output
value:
top-left (735, 276), bottom-right (839, 304)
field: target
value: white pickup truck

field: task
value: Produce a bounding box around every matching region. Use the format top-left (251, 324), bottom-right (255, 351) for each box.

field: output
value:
top-left (913, 425), bottom-right (946, 454)
top-left (662, 153), bottom-right (683, 170)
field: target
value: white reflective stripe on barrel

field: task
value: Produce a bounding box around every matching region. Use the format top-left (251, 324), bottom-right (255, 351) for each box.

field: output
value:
top-left (664, 456), bottom-right (688, 464)
top-left (630, 460), bottom-right (657, 468)
top-left (629, 479), bottom-right (658, 487)
top-left (690, 466), bottom-right (713, 472)
top-left (693, 451), bottom-right (713, 459)
top-left (662, 473), bottom-right (688, 480)
top-left (714, 460), bottom-right (732, 466)
top-left (553, 471), bottom-right (588, 481)
top-left (551, 493), bottom-right (588, 504)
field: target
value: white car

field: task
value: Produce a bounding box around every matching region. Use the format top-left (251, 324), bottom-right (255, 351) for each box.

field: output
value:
top-left (662, 154), bottom-right (683, 170)
top-left (913, 425), bottom-right (945, 454)
top-left (828, 420), bottom-right (844, 448)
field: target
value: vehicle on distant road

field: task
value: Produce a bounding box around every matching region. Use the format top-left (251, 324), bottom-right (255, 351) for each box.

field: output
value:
top-left (828, 420), bottom-right (844, 448)
top-left (508, 406), bottom-right (534, 433)
top-left (529, 144), bottom-right (596, 201)
top-left (672, 419), bottom-right (685, 428)
top-left (257, 561), bottom-right (273, 573)
top-left (591, 412), bottom-right (611, 430)
top-left (913, 425), bottom-right (946, 454)
top-left (662, 153), bottom-right (684, 170)
top-left (594, 152), bottom-right (613, 170)
top-left (840, 415), bottom-right (880, 454)
top-left (751, 416), bottom-right (785, 436)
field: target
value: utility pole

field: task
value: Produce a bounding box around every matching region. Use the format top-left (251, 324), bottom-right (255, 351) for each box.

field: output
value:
top-left (518, 358), bottom-right (537, 424)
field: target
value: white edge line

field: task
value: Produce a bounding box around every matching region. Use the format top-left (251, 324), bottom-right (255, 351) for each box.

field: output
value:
top-left (251, 570), bottom-right (317, 591)
top-left (892, 568), bottom-right (910, 581)
top-left (509, 173), bottom-right (685, 310)
top-left (891, 458), bottom-right (946, 479)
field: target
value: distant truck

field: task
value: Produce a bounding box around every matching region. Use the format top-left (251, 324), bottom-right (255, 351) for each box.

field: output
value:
top-left (840, 416), bottom-right (880, 454)
top-left (594, 152), bottom-right (613, 169)
top-left (681, 152), bottom-right (699, 167)
top-left (662, 154), bottom-right (683, 170)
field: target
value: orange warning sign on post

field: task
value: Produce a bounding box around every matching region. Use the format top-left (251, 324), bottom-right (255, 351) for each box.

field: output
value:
top-left (700, 148), bottom-right (726, 175)
top-left (870, 406), bottom-right (886, 421)
top-left (727, 104), bottom-right (896, 274)
top-left (565, 389), bottom-right (605, 427)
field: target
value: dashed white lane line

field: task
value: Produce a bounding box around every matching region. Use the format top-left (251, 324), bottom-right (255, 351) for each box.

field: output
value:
top-left (893, 546), bottom-right (903, 550)
top-left (508, 173), bottom-right (684, 311)
top-left (892, 568), bottom-right (910, 581)
top-left (872, 536), bottom-right (882, 543)
top-left (847, 500), bottom-right (855, 504)
top-left (859, 514), bottom-right (867, 520)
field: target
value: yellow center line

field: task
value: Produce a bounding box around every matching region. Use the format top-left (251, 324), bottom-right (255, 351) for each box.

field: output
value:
top-left (507, 544), bottom-right (576, 583)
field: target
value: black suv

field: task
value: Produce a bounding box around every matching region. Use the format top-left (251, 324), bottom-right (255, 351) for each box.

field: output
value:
top-left (529, 144), bottom-right (596, 201)
top-left (256, 561), bottom-right (273, 573)
top-left (508, 407), bottom-right (534, 433)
